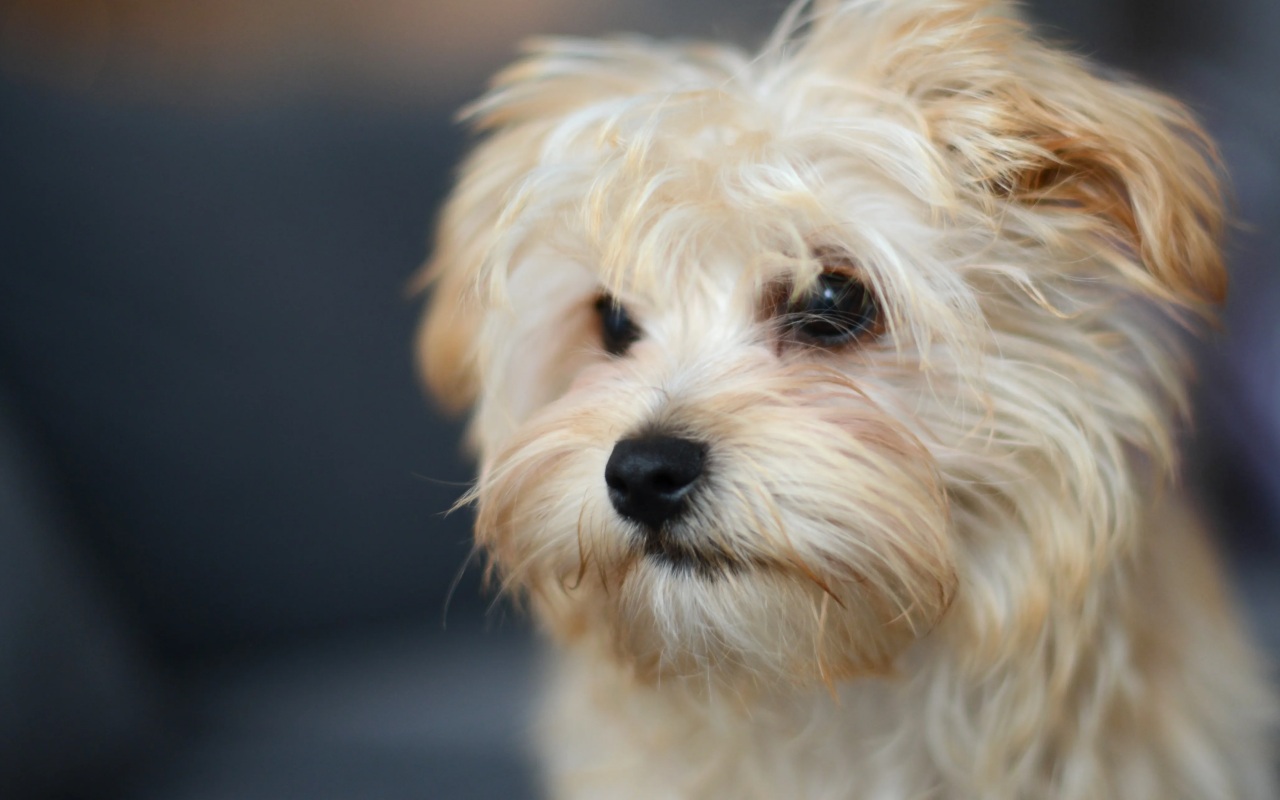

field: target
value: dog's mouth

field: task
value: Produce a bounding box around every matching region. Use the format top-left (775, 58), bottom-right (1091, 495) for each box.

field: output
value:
top-left (639, 528), bottom-right (746, 577)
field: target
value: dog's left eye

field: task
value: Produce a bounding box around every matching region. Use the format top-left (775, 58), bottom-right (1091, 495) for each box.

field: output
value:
top-left (783, 271), bottom-right (880, 346)
top-left (595, 294), bottom-right (641, 356)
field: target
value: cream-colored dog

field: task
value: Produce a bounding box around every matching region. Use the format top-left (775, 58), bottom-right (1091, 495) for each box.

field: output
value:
top-left (416, 1), bottom-right (1276, 797)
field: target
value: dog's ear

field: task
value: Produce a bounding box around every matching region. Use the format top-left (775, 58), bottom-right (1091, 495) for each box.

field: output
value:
top-left (931, 45), bottom-right (1225, 308)
top-left (414, 251), bottom-right (483, 414)
top-left (914, 5), bottom-right (1225, 307)
top-left (805, 1), bottom-right (1226, 308)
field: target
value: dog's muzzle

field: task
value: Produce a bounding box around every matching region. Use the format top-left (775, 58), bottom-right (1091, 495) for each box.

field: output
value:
top-left (604, 434), bottom-right (706, 532)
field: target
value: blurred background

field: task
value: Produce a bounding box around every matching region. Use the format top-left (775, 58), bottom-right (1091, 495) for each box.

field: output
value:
top-left (0, 1), bottom-right (1276, 797)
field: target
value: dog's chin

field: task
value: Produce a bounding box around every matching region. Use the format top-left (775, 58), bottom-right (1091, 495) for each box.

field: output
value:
top-left (478, 501), bottom-right (957, 686)
top-left (524, 546), bottom-right (933, 687)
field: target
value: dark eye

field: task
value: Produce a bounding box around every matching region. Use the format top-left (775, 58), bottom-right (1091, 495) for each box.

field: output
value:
top-left (784, 271), bottom-right (880, 346)
top-left (594, 294), bottom-right (641, 356)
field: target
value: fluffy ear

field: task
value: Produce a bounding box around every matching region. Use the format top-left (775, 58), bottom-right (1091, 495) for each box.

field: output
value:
top-left (937, 47), bottom-right (1225, 307)
top-left (414, 253), bottom-right (483, 415)
top-left (807, 0), bottom-right (1227, 307)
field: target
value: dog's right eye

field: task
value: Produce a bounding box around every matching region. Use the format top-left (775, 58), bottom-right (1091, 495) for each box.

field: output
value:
top-left (594, 295), bottom-right (641, 356)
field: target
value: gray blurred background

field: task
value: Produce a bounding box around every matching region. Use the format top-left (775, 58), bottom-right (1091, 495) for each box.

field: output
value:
top-left (0, 1), bottom-right (1276, 798)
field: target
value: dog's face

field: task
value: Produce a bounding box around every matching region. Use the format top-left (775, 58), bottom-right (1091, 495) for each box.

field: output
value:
top-left (418, 0), bottom-right (1224, 686)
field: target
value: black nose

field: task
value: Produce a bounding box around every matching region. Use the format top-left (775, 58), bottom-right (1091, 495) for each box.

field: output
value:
top-left (605, 435), bottom-right (707, 530)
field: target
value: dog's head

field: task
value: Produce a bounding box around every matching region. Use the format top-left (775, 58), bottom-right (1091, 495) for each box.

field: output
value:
top-left (417, 0), bottom-right (1224, 686)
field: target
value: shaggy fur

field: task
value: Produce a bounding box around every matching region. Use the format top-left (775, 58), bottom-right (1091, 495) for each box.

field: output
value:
top-left (416, 1), bottom-right (1277, 797)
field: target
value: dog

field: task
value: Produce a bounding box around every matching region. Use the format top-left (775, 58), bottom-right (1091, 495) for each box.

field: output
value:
top-left (415, 1), bottom-right (1277, 796)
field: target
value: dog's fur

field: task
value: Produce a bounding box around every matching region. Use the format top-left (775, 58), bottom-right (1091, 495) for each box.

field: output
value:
top-left (416, 1), bottom-right (1277, 797)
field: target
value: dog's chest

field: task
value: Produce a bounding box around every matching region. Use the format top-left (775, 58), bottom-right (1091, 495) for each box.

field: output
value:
top-left (538, 649), bottom-right (939, 800)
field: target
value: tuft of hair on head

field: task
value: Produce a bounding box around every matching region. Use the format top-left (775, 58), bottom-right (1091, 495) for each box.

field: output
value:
top-left (414, 0), bottom-right (1229, 416)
